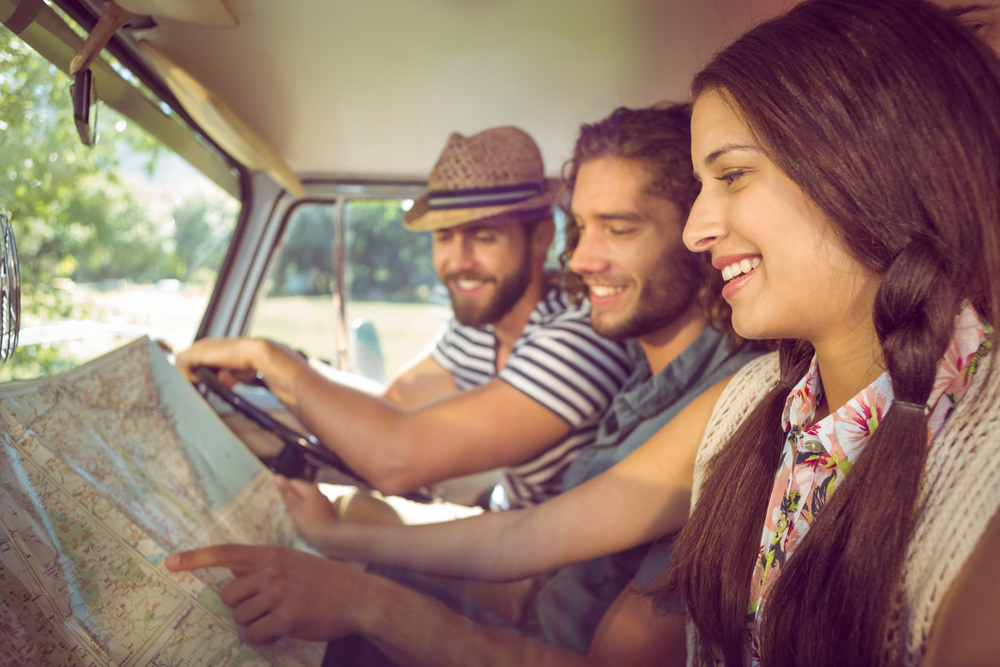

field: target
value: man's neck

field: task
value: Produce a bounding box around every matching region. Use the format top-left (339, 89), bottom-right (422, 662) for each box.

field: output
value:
top-left (493, 267), bottom-right (548, 371)
top-left (637, 303), bottom-right (710, 376)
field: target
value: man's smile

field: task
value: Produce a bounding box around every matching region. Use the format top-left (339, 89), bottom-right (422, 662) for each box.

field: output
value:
top-left (589, 285), bottom-right (626, 298)
top-left (455, 278), bottom-right (488, 292)
top-left (586, 282), bottom-right (630, 307)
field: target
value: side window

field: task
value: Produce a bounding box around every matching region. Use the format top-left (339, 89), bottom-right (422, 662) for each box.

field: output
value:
top-left (246, 204), bottom-right (339, 362)
top-left (344, 200), bottom-right (449, 381)
top-left (0, 23), bottom-right (239, 382)
top-left (246, 199), bottom-right (450, 382)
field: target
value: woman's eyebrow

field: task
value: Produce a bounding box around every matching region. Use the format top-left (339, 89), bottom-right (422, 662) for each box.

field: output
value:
top-left (948, 4), bottom-right (993, 18)
top-left (703, 142), bottom-right (760, 166)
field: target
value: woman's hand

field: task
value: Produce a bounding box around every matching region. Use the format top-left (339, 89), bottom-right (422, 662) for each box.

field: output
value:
top-left (275, 475), bottom-right (341, 552)
top-left (165, 544), bottom-right (366, 643)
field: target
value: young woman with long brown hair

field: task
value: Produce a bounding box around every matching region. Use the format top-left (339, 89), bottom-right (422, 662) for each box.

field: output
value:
top-left (656, 0), bottom-right (1000, 664)
top-left (168, 1), bottom-right (1000, 664)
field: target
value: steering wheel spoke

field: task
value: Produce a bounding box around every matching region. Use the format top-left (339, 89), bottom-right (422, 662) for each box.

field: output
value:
top-left (193, 366), bottom-right (369, 487)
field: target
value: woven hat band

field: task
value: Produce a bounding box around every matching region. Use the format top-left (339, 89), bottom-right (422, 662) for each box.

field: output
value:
top-left (427, 182), bottom-right (545, 211)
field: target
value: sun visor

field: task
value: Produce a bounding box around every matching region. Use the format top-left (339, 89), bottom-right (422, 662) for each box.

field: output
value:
top-left (116, 0), bottom-right (238, 29)
top-left (138, 39), bottom-right (305, 197)
top-left (0, 0), bottom-right (239, 198)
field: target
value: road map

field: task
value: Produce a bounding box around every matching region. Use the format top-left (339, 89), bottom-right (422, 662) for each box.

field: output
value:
top-left (0, 338), bottom-right (325, 666)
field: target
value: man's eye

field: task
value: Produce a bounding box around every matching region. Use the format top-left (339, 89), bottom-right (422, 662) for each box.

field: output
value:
top-left (474, 233), bottom-right (497, 243)
top-left (610, 227), bottom-right (637, 236)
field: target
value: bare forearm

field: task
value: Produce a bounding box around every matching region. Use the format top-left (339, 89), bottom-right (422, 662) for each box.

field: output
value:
top-left (315, 470), bottom-right (688, 582)
top-left (318, 510), bottom-right (550, 581)
top-left (245, 341), bottom-right (576, 494)
top-left (281, 359), bottom-right (416, 488)
top-left (354, 572), bottom-right (593, 667)
top-left (258, 342), bottom-right (495, 494)
top-left (239, 339), bottom-right (432, 492)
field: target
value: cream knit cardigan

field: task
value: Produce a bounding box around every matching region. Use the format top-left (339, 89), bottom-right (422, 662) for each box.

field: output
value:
top-left (688, 351), bottom-right (1000, 666)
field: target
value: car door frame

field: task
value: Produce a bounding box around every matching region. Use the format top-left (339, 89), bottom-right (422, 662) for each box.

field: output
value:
top-left (197, 172), bottom-right (427, 372)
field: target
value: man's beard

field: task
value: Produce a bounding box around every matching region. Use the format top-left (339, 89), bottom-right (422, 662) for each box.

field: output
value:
top-left (447, 250), bottom-right (534, 328)
top-left (592, 241), bottom-right (703, 341)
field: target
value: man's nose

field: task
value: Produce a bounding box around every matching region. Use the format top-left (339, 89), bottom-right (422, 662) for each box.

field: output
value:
top-left (568, 225), bottom-right (610, 275)
top-left (440, 236), bottom-right (478, 273)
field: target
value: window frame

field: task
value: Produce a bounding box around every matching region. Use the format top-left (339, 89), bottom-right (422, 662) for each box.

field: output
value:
top-left (198, 176), bottom-right (428, 371)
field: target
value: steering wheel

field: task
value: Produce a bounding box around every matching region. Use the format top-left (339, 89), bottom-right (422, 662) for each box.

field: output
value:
top-left (194, 367), bottom-right (435, 503)
top-left (194, 366), bottom-right (368, 485)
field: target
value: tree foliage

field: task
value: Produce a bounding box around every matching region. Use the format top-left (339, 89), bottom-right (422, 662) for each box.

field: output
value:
top-left (0, 26), bottom-right (237, 379)
top-left (269, 204), bottom-right (335, 297)
top-left (267, 200), bottom-right (439, 303)
top-left (346, 201), bottom-right (438, 302)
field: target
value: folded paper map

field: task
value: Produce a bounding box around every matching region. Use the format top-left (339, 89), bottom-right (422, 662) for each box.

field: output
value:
top-left (0, 338), bottom-right (324, 666)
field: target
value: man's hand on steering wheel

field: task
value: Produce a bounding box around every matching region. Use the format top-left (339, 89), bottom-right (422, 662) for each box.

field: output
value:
top-left (175, 337), bottom-right (258, 381)
top-left (177, 337), bottom-right (437, 504)
top-left (175, 338), bottom-right (307, 406)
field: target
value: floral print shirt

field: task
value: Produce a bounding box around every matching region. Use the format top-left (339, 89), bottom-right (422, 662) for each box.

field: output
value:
top-left (743, 305), bottom-right (991, 665)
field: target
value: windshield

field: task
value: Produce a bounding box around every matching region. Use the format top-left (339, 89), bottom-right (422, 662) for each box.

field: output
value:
top-left (0, 23), bottom-right (240, 381)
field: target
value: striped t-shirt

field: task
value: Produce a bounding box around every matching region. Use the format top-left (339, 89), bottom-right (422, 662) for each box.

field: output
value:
top-left (430, 284), bottom-right (632, 508)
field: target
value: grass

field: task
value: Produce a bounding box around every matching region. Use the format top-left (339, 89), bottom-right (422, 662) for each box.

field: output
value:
top-left (248, 296), bottom-right (452, 380)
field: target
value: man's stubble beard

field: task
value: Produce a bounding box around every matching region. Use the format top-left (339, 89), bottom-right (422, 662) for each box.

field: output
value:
top-left (592, 241), bottom-right (703, 342)
top-left (448, 246), bottom-right (534, 328)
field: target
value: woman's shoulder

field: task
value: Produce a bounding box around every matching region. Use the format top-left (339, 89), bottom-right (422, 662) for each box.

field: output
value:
top-left (895, 350), bottom-right (1000, 663)
top-left (707, 351), bottom-right (781, 432)
top-left (690, 352), bottom-right (780, 501)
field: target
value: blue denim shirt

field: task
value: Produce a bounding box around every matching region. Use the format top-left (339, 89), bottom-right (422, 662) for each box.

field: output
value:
top-left (527, 327), bottom-right (766, 654)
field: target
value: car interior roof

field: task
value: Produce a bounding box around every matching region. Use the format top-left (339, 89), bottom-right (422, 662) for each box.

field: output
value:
top-left (54, 0), bottom-right (790, 184)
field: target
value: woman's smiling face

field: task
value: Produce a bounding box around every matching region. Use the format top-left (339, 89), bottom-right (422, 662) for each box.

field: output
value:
top-left (683, 90), bottom-right (881, 348)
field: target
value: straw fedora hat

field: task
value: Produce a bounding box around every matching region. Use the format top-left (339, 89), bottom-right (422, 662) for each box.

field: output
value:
top-left (404, 126), bottom-right (561, 231)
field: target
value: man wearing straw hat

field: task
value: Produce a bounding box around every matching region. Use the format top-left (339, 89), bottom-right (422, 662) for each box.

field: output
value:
top-left (177, 126), bottom-right (632, 511)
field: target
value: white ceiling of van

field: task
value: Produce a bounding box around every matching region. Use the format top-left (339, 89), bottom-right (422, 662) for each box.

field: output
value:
top-left (134, 0), bottom-right (793, 180)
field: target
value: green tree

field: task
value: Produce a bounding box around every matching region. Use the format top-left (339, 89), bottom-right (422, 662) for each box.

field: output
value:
top-left (1, 26), bottom-right (165, 287)
top-left (0, 26), bottom-right (234, 380)
top-left (160, 193), bottom-right (238, 284)
top-left (269, 204), bottom-right (334, 297)
top-left (267, 201), bottom-right (440, 302)
top-left (345, 200), bottom-right (437, 302)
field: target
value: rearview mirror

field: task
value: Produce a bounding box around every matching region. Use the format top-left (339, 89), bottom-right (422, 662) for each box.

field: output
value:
top-left (71, 69), bottom-right (98, 146)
